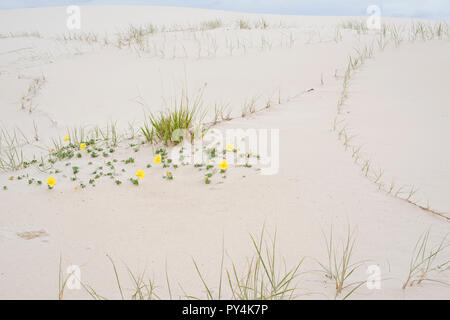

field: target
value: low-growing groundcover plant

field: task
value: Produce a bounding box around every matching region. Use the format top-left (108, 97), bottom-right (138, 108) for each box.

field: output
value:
top-left (2, 79), bottom-right (285, 193)
top-left (2, 128), bottom-right (261, 191)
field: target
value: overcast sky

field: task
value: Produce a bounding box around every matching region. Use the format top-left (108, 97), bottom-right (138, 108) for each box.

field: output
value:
top-left (1, 0), bottom-right (449, 20)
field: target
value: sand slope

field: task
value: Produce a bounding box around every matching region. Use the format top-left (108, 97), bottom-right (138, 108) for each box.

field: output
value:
top-left (345, 40), bottom-right (450, 212)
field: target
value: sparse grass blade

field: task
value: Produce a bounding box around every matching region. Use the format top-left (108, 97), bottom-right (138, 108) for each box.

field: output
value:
top-left (107, 254), bottom-right (125, 300)
top-left (402, 230), bottom-right (449, 289)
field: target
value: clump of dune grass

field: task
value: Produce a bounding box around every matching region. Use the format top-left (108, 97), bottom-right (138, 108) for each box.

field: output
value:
top-left (402, 230), bottom-right (449, 289)
top-left (407, 22), bottom-right (449, 42)
top-left (340, 20), bottom-right (368, 34)
top-left (229, 229), bottom-right (304, 300)
top-left (389, 24), bottom-right (404, 47)
top-left (92, 122), bottom-right (120, 147)
top-left (318, 226), bottom-right (366, 299)
top-left (200, 19), bottom-right (223, 30)
top-left (254, 19), bottom-right (269, 29)
top-left (192, 227), bottom-right (305, 300)
top-left (376, 34), bottom-right (389, 51)
top-left (147, 106), bottom-right (198, 145)
top-left (238, 19), bottom-right (252, 30)
top-left (213, 102), bottom-right (232, 124)
top-left (0, 127), bottom-right (29, 171)
top-left (0, 143), bottom-right (24, 171)
top-left (241, 96), bottom-right (259, 118)
top-left (142, 89), bottom-right (207, 146)
top-left (79, 255), bottom-right (161, 300)
top-left (66, 126), bottom-right (88, 145)
top-left (116, 24), bottom-right (157, 49)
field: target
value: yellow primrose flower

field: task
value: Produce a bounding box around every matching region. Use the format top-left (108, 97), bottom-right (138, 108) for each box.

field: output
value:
top-left (153, 154), bottom-right (162, 164)
top-left (64, 135), bottom-right (70, 142)
top-left (136, 169), bottom-right (146, 179)
top-left (46, 176), bottom-right (56, 188)
top-left (51, 148), bottom-right (55, 153)
top-left (226, 144), bottom-right (234, 152)
top-left (79, 143), bottom-right (86, 151)
top-left (219, 160), bottom-right (229, 170)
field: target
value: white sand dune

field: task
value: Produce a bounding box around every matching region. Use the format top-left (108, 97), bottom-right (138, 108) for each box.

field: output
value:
top-left (0, 6), bottom-right (449, 299)
top-left (344, 41), bottom-right (450, 212)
